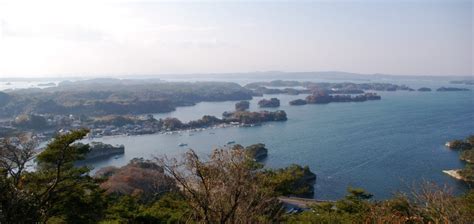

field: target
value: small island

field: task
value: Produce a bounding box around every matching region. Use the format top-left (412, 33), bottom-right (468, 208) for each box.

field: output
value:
top-left (230, 142), bottom-right (317, 197)
top-left (305, 92), bottom-right (381, 104)
top-left (84, 142), bottom-right (125, 160)
top-left (436, 87), bottom-right (470, 91)
top-left (417, 87), bottom-right (432, 92)
top-left (235, 100), bottom-right (250, 111)
top-left (223, 110), bottom-right (287, 124)
top-left (258, 98), bottom-right (280, 108)
top-left (244, 143), bottom-right (268, 161)
top-left (272, 164), bottom-right (317, 197)
top-left (289, 99), bottom-right (307, 106)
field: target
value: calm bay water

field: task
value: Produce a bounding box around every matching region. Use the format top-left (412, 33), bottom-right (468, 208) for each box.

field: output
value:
top-left (77, 79), bottom-right (474, 200)
top-left (85, 79), bottom-right (474, 199)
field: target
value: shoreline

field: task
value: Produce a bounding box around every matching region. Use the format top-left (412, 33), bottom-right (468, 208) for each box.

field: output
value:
top-left (442, 169), bottom-right (464, 181)
top-left (87, 122), bottom-right (261, 140)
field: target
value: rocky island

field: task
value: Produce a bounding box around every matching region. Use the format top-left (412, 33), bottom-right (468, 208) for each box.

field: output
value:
top-left (417, 87), bottom-right (432, 92)
top-left (258, 98), bottom-right (280, 108)
top-left (82, 142), bottom-right (125, 160)
top-left (235, 100), bottom-right (250, 111)
top-left (306, 92), bottom-right (381, 104)
top-left (223, 110), bottom-right (287, 124)
top-left (289, 99), bottom-right (307, 106)
top-left (269, 165), bottom-right (317, 197)
top-left (436, 87), bottom-right (470, 91)
top-left (229, 142), bottom-right (317, 197)
top-left (244, 143), bottom-right (268, 161)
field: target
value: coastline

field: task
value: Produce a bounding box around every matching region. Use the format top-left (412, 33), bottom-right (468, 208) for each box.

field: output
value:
top-left (442, 169), bottom-right (464, 181)
top-left (87, 122), bottom-right (260, 140)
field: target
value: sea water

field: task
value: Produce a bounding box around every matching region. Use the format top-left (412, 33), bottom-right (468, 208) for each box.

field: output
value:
top-left (81, 78), bottom-right (473, 199)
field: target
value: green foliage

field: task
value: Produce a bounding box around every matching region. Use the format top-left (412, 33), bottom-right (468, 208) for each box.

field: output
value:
top-left (37, 129), bottom-right (90, 167)
top-left (103, 195), bottom-right (142, 222)
top-left (446, 135), bottom-right (474, 182)
top-left (140, 193), bottom-right (191, 223)
top-left (467, 135), bottom-right (474, 146)
top-left (244, 143), bottom-right (268, 161)
top-left (286, 188), bottom-right (373, 223)
top-left (34, 129), bottom-right (107, 223)
top-left (100, 193), bottom-right (190, 224)
top-left (460, 149), bottom-right (474, 163)
top-left (447, 139), bottom-right (471, 150)
top-left (335, 188), bottom-right (373, 215)
top-left (45, 180), bottom-right (107, 224)
top-left (459, 164), bottom-right (474, 182)
top-left (2, 135), bottom-right (474, 223)
top-left (345, 187), bottom-right (374, 201)
top-left (288, 185), bottom-right (474, 224)
top-left (262, 164), bottom-right (316, 197)
top-left (0, 173), bottom-right (40, 223)
top-left (459, 190), bottom-right (474, 219)
top-left (227, 110), bottom-right (287, 124)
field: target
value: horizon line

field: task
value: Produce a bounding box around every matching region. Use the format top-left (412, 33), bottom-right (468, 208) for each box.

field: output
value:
top-left (0, 70), bottom-right (473, 80)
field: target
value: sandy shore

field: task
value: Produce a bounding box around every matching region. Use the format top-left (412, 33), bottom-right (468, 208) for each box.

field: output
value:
top-left (443, 169), bottom-right (464, 180)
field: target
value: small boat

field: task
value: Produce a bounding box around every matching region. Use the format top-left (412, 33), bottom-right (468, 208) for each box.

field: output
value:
top-left (209, 132), bottom-right (215, 135)
top-left (114, 156), bottom-right (120, 159)
top-left (226, 141), bottom-right (235, 145)
top-left (179, 143), bottom-right (188, 147)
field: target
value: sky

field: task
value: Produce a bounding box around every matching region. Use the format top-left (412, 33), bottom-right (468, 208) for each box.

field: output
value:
top-left (0, 0), bottom-right (472, 77)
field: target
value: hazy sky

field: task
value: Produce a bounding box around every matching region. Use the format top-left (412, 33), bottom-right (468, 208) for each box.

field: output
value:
top-left (0, 0), bottom-right (472, 77)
